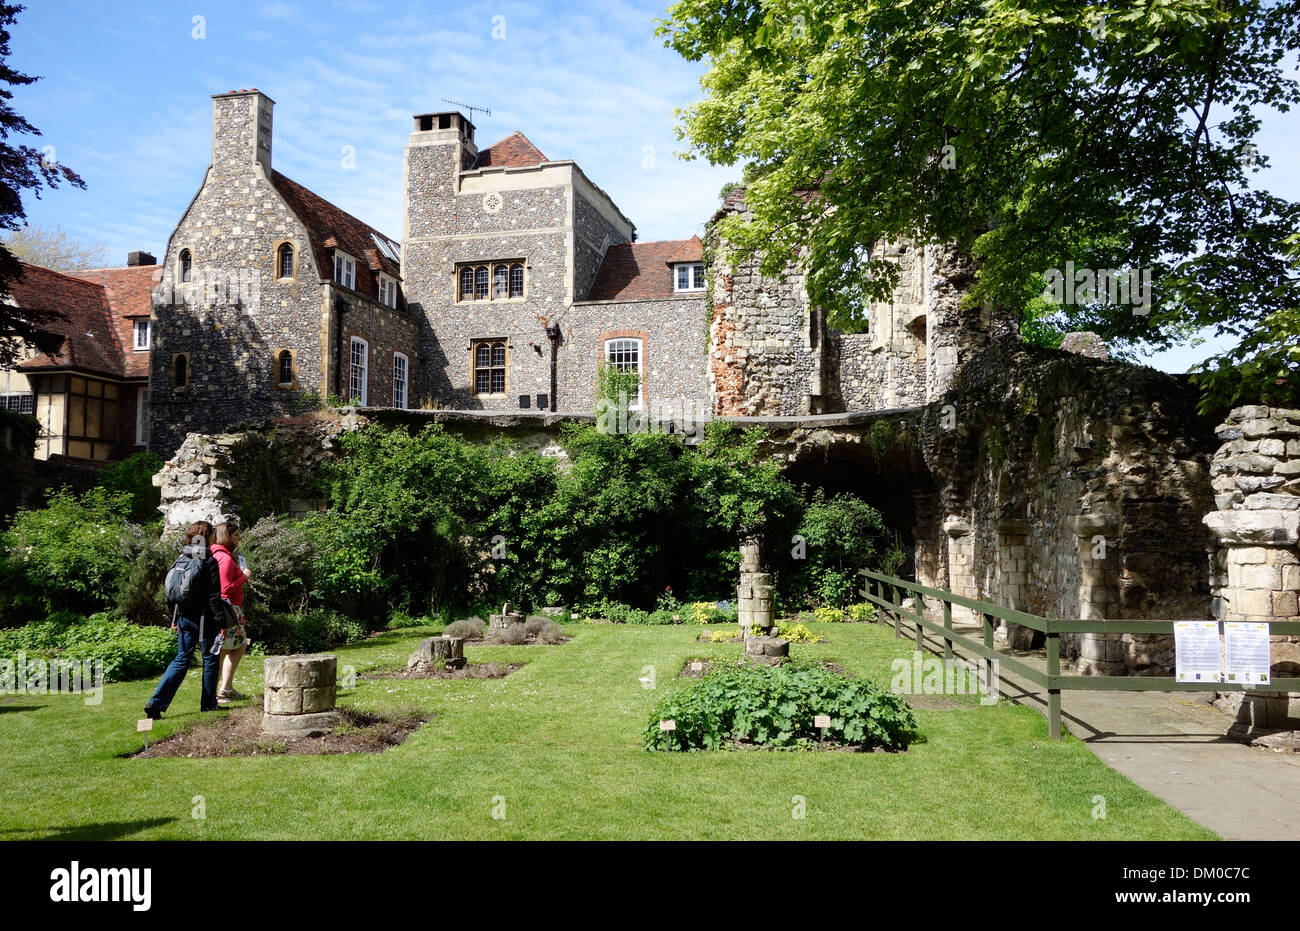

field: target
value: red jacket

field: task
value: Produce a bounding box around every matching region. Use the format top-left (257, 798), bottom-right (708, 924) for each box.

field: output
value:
top-left (210, 543), bottom-right (248, 608)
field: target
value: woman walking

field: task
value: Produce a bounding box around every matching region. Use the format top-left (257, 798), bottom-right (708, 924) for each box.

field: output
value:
top-left (211, 520), bottom-right (251, 706)
top-left (144, 522), bottom-right (225, 717)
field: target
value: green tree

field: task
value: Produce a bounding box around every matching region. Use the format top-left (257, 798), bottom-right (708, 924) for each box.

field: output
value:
top-left (2, 223), bottom-right (108, 271)
top-left (659, 0), bottom-right (1300, 407)
top-left (0, 3), bottom-right (88, 368)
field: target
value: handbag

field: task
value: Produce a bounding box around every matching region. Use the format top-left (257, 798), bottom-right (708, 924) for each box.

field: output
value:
top-left (221, 601), bottom-right (248, 652)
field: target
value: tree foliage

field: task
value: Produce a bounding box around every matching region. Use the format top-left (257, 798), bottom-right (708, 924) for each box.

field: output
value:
top-left (659, 0), bottom-right (1300, 408)
top-left (2, 222), bottom-right (108, 271)
top-left (0, 3), bottom-right (87, 369)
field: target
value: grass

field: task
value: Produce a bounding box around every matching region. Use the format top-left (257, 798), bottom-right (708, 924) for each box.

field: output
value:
top-left (0, 620), bottom-right (1215, 840)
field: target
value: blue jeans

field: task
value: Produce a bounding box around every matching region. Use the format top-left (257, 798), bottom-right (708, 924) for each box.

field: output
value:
top-left (145, 616), bottom-right (220, 712)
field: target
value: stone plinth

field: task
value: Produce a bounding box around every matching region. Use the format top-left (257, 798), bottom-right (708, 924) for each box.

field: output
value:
top-left (489, 602), bottom-right (526, 633)
top-left (262, 654), bottom-right (338, 737)
top-left (408, 635), bottom-right (465, 670)
top-left (737, 540), bottom-right (775, 634)
top-left (744, 636), bottom-right (790, 667)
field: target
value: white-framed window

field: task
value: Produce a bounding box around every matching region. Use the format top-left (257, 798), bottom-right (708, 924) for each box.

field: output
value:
top-left (1, 393), bottom-right (34, 415)
top-left (604, 337), bottom-right (643, 410)
top-left (393, 352), bottom-right (408, 409)
top-left (348, 337), bottom-right (369, 405)
top-left (674, 262), bottom-right (705, 292)
top-left (135, 389), bottom-right (149, 446)
top-left (378, 274), bottom-right (398, 308)
top-left (334, 251), bottom-right (357, 291)
top-left (132, 320), bottom-right (150, 351)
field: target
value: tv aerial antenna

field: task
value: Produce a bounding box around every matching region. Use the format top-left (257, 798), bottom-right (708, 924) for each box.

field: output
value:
top-left (441, 97), bottom-right (491, 120)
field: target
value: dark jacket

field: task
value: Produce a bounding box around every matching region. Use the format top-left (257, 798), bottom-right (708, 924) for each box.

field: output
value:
top-left (169, 555), bottom-right (226, 642)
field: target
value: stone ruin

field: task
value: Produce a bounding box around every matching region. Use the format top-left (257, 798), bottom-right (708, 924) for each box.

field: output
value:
top-left (263, 654), bottom-right (338, 737)
top-left (408, 636), bottom-right (466, 671)
top-left (736, 539), bottom-right (789, 666)
top-left (1203, 405), bottom-right (1300, 740)
top-left (490, 602), bottom-right (527, 636)
top-left (737, 541), bottom-right (776, 635)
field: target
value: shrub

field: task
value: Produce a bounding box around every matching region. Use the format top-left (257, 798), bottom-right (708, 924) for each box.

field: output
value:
top-left (775, 621), bottom-right (823, 643)
top-left (485, 623), bottom-right (527, 645)
top-left (845, 602), bottom-right (877, 622)
top-left (778, 489), bottom-right (904, 608)
top-left (95, 452), bottom-right (164, 524)
top-left (0, 611), bottom-right (175, 682)
top-left (643, 659), bottom-right (917, 752)
top-left (524, 616), bottom-right (565, 643)
top-left (387, 610), bottom-right (428, 629)
top-left (444, 617), bottom-right (485, 639)
top-left (687, 601), bottom-right (737, 625)
top-left (1, 487), bottom-right (137, 620)
top-left (813, 606), bottom-right (845, 623)
top-left (278, 609), bottom-right (367, 654)
top-left (113, 535), bottom-right (173, 626)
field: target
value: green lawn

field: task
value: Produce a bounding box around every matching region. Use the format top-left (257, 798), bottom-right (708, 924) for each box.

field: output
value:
top-left (0, 620), bottom-right (1215, 840)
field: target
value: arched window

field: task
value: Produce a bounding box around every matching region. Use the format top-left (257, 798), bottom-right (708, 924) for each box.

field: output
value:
top-left (277, 350), bottom-right (293, 386)
top-left (493, 264), bottom-right (509, 299)
top-left (472, 340), bottom-right (507, 395)
top-left (277, 243), bottom-right (294, 280)
top-left (459, 267), bottom-right (475, 301)
top-left (474, 265), bottom-right (489, 300)
top-left (509, 263), bottom-right (524, 298)
top-left (179, 249), bottom-right (192, 284)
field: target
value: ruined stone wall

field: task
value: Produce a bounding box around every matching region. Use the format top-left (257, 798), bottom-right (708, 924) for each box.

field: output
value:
top-left (707, 192), bottom-right (821, 416)
top-left (920, 345), bottom-right (1219, 672)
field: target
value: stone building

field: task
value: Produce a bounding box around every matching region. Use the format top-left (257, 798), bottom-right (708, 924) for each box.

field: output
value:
top-left (148, 89), bottom-right (419, 455)
top-left (401, 112), bottom-right (708, 414)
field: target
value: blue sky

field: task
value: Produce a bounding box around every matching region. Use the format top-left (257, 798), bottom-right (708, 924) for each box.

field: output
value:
top-left (8, 1), bottom-right (1298, 374)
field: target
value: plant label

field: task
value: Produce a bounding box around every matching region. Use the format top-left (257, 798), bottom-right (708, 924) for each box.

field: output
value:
top-left (137, 719), bottom-right (154, 732)
top-left (659, 719), bottom-right (676, 731)
top-left (690, 661), bottom-right (703, 672)
top-left (814, 715), bottom-right (831, 729)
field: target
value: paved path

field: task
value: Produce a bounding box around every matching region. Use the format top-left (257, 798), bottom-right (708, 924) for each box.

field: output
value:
top-left (904, 614), bottom-right (1300, 840)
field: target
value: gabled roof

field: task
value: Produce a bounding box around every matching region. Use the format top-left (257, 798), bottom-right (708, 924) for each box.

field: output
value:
top-left (474, 131), bottom-right (548, 169)
top-left (585, 237), bottom-right (704, 302)
top-left (11, 263), bottom-right (127, 378)
top-left (270, 171), bottom-right (402, 301)
top-left (68, 265), bottom-right (162, 378)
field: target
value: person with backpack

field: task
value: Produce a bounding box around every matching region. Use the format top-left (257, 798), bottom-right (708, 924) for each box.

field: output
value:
top-left (210, 520), bottom-right (251, 706)
top-left (143, 521), bottom-right (226, 718)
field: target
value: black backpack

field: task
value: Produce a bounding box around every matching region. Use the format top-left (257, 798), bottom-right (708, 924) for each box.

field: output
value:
top-left (165, 537), bottom-right (208, 615)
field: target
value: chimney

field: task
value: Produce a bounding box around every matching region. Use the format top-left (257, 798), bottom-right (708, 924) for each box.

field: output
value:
top-left (410, 110), bottom-right (478, 168)
top-left (126, 251), bottom-right (156, 267)
top-left (210, 88), bottom-right (275, 176)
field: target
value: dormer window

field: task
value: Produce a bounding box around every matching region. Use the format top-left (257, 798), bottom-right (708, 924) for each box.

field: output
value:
top-left (333, 251), bottom-right (356, 290)
top-left (674, 262), bottom-right (705, 292)
top-left (378, 274), bottom-right (398, 308)
top-left (133, 320), bottom-right (151, 351)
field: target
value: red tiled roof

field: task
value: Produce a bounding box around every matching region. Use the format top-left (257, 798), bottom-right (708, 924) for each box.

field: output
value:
top-left (474, 131), bottom-right (548, 169)
top-left (585, 238), bottom-right (704, 301)
top-left (69, 265), bottom-right (161, 378)
top-left (270, 171), bottom-right (401, 301)
top-left (11, 263), bottom-right (126, 378)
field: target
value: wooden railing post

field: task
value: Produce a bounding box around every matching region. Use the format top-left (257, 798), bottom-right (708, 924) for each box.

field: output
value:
top-left (1046, 628), bottom-right (1062, 740)
top-left (943, 600), bottom-right (953, 662)
top-left (913, 590), bottom-right (925, 652)
top-left (891, 585), bottom-right (902, 639)
top-left (982, 612), bottom-right (995, 688)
